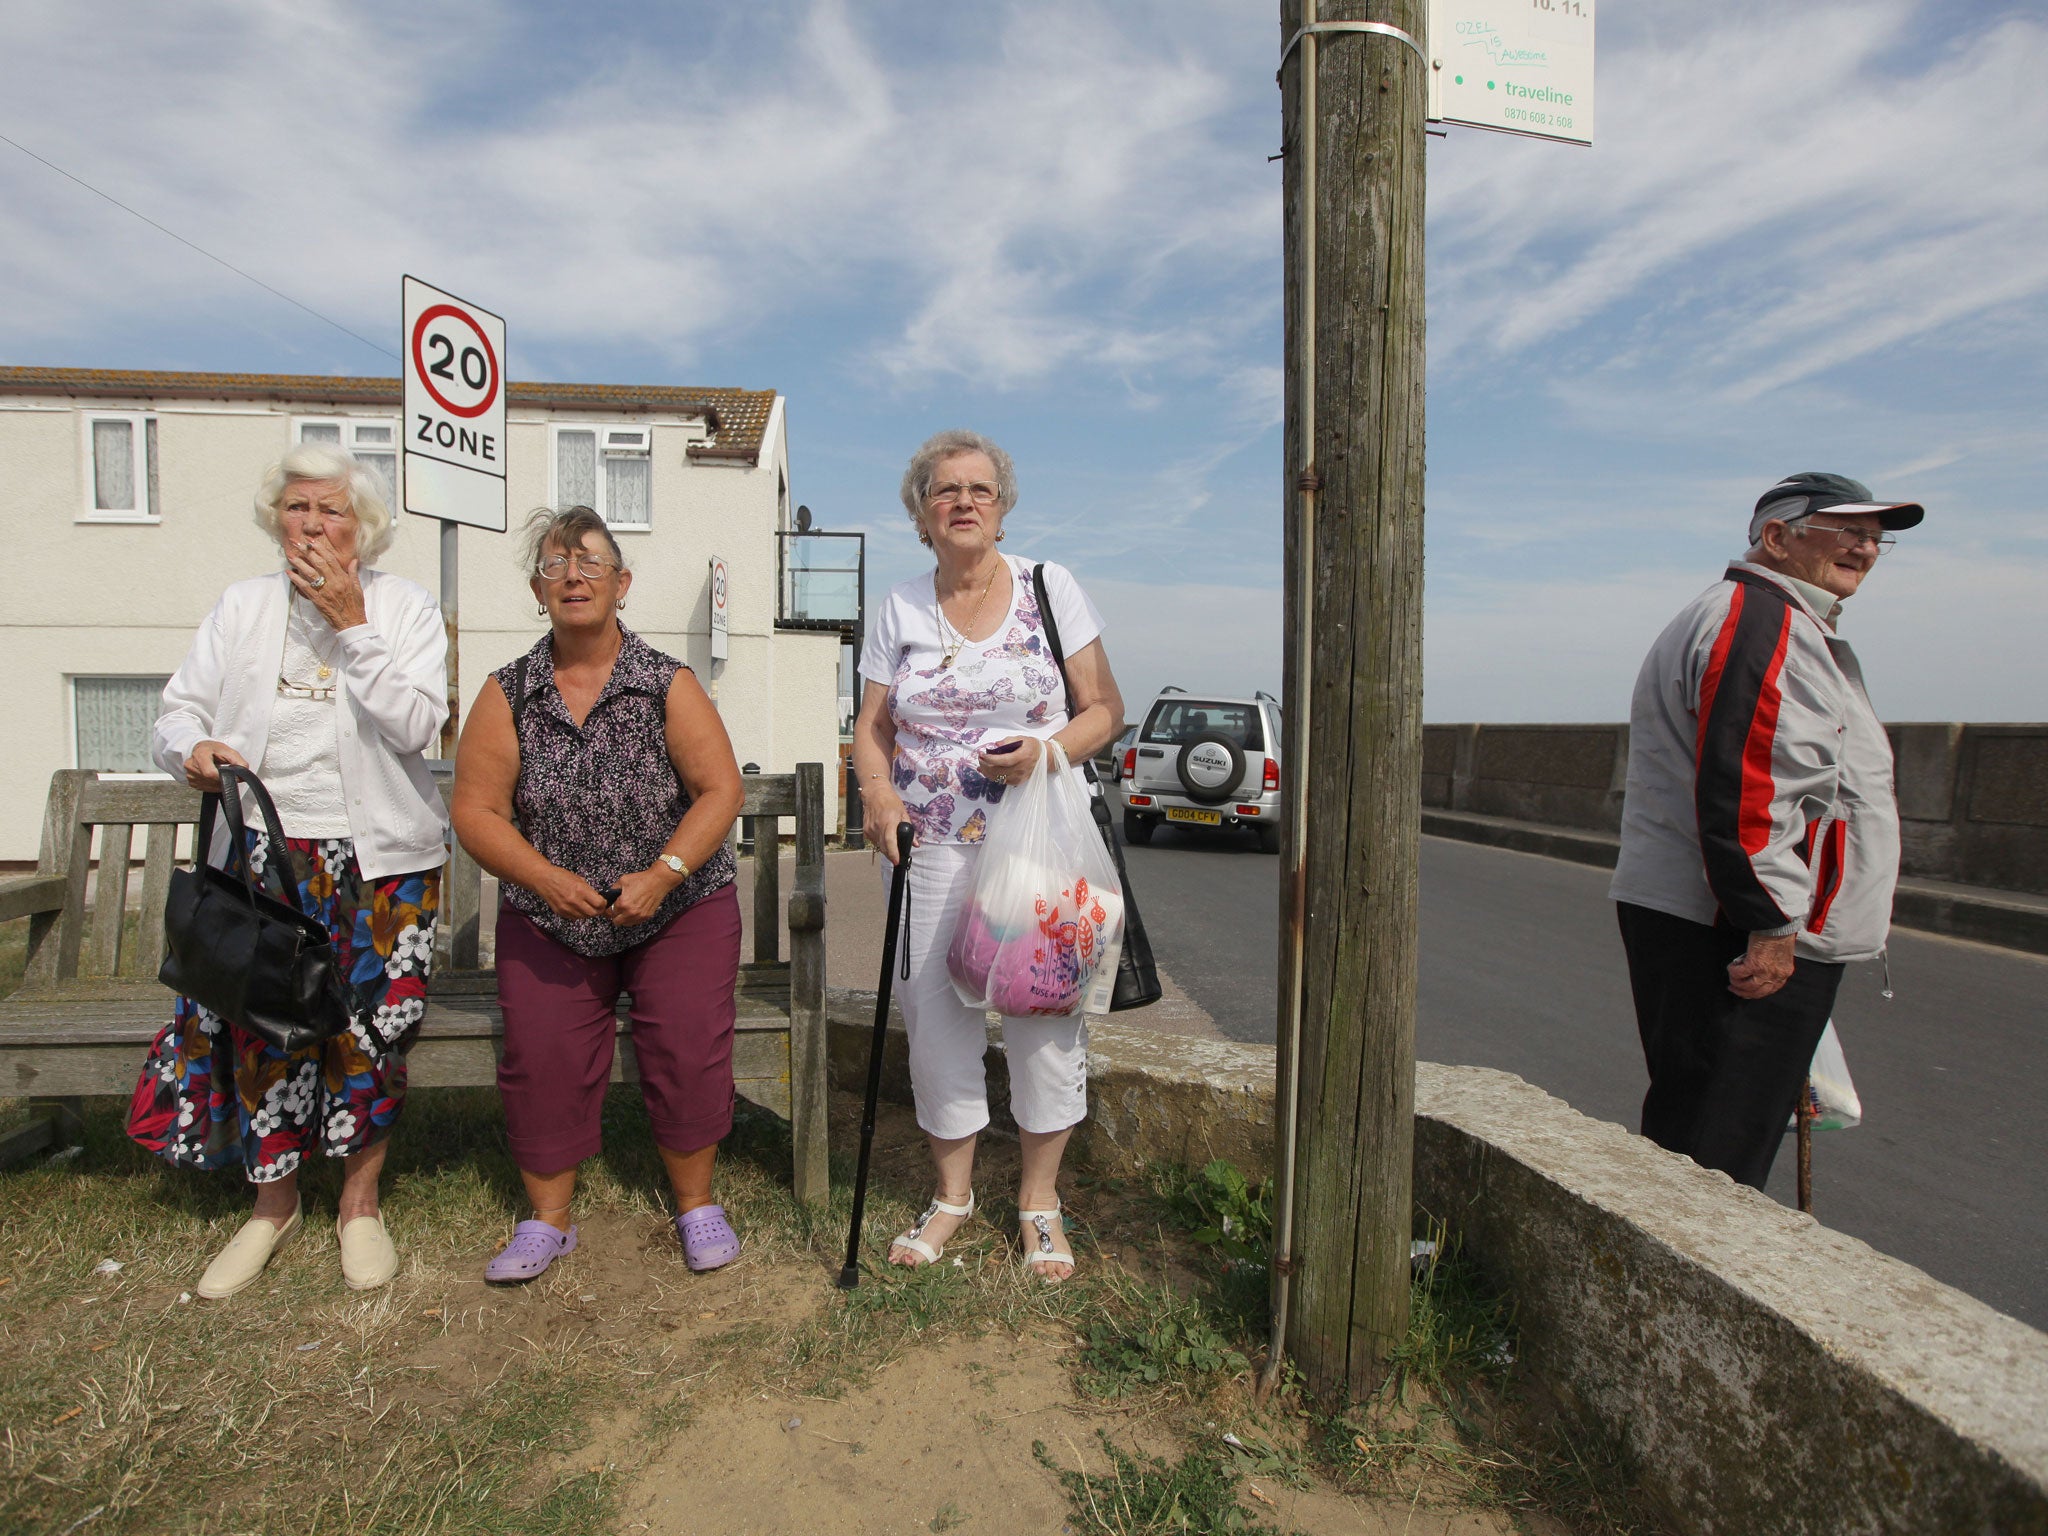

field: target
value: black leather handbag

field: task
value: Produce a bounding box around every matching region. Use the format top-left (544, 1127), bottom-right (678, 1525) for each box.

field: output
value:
top-left (1033, 564), bottom-right (1164, 1013)
top-left (158, 763), bottom-right (359, 1053)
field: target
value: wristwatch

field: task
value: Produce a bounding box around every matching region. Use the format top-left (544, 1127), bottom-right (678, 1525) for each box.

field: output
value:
top-left (658, 853), bottom-right (688, 879)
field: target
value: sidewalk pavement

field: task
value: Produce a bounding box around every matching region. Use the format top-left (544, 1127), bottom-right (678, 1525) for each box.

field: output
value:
top-left (734, 847), bottom-right (1229, 1042)
top-left (1422, 808), bottom-right (2048, 956)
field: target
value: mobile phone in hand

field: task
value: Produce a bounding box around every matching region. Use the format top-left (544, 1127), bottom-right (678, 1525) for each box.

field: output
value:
top-left (986, 740), bottom-right (1024, 755)
top-left (599, 886), bottom-right (622, 905)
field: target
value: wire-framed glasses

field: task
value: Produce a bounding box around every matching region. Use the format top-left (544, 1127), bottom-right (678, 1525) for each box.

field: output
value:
top-left (536, 554), bottom-right (618, 581)
top-left (1797, 521), bottom-right (1896, 554)
top-left (925, 481), bottom-right (1000, 506)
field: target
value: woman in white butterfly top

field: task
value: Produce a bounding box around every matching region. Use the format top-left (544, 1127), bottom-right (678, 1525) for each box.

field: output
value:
top-left (852, 430), bottom-right (1125, 1282)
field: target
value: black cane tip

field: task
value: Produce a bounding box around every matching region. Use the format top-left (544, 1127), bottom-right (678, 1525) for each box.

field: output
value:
top-left (835, 1264), bottom-right (861, 1290)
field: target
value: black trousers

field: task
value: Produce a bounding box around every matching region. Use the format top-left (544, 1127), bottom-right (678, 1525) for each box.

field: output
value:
top-left (1615, 901), bottom-right (1843, 1191)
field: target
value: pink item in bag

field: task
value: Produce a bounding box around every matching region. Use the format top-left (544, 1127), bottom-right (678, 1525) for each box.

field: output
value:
top-left (945, 742), bottom-right (1124, 1017)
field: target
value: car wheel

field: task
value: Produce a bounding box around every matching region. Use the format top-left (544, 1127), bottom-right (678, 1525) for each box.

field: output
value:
top-left (1122, 809), bottom-right (1156, 846)
top-left (1256, 823), bottom-right (1281, 854)
top-left (1174, 731), bottom-right (1245, 806)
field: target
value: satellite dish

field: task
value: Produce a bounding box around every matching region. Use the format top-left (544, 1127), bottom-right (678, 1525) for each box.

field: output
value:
top-left (795, 504), bottom-right (813, 532)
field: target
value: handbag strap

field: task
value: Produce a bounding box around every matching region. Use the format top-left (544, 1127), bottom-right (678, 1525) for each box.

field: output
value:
top-left (1033, 563), bottom-right (1077, 720)
top-left (215, 763), bottom-right (312, 918)
top-left (1033, 563), bottom-right (1112, 807)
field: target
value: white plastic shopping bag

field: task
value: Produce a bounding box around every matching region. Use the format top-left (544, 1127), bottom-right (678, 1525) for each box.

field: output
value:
top-left (1794, 1019), bottom-right (1862, 1131)
top-left (946, 740), bottom-right (1124, 1017)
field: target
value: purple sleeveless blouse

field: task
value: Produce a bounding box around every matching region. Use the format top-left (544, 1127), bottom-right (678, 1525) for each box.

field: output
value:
top-left (495, 626), bottom-right (736, 957)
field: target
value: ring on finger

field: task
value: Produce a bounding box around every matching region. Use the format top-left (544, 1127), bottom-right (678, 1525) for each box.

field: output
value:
top-left (311, 575), bottom-right (327, 588)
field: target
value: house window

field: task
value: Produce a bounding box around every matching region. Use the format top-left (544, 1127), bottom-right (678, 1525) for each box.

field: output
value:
top-left (74, 676), bottom-right (171, 773)
top-left (296, 418), bottom-right (399, 510)
top-left (81, 413), bottom-right (159, 521)
top-left (553, 425), bottom-right (652, 529)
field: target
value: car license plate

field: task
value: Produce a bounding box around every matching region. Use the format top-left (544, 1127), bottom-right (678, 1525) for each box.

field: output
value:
top-left (1166, 808), bottom-right (1222, 825)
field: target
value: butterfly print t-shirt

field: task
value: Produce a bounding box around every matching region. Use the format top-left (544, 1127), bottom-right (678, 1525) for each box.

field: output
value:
top-left (858, 554), bottom-right (1104, 846)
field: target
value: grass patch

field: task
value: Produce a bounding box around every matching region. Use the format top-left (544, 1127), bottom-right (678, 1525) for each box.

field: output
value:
top-left (1035, 1430), bottom-right (1287, 1536)
top-left (0, 1088), bottom-right (837, 1535)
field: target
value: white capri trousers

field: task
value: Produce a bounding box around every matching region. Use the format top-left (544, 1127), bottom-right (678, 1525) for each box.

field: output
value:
top-left (887, 842), bottom-right (1090, 1141)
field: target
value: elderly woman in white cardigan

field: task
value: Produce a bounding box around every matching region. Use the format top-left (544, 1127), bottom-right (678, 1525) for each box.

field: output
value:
top-left (127, 442), bottom-right (449, 1299)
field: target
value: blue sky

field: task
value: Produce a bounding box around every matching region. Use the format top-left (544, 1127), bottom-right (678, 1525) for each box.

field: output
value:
top-left (4, 0), bottom-right (2043, 720)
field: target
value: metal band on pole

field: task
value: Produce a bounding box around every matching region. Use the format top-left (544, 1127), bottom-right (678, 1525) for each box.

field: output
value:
top-left (1279, 19), bottom-right (1430, 75)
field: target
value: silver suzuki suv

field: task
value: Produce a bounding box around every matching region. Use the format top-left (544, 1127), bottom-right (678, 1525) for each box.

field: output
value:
top-left (1115, 687), bottom-right (1283, 853)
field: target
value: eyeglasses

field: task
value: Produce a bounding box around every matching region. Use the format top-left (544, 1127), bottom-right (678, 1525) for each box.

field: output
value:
top-left (925, 481), bottom-right (1000, 506)
top-left (536, 554), bottom-right (619, 581)
top-left (281, 503), bottom-right (355, 523)
top-left (1796, 521), bottom-right (1896, 554)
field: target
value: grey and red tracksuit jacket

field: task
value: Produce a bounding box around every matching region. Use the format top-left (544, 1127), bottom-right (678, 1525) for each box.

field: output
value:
top-left (1610, 561), bottom-right (1900, 964)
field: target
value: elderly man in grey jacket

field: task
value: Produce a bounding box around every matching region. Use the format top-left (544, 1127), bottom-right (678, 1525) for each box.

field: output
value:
top-left (1609, 471), bottom-right (1922, 1190)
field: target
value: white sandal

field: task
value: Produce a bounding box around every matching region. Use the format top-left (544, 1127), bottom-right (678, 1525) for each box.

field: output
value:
top-left (1018, 1202), bottom-right (1075, 1281)
top-left (889, 1191), bottom-right (976, 1266)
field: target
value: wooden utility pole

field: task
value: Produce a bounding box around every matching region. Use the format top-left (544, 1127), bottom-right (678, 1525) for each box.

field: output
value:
top-left (1270, 0), bottom-right (1428, 1398)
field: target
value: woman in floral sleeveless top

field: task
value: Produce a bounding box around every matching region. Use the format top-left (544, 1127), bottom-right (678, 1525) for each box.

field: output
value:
top-left (452, 507), bottom-right (746, 1282)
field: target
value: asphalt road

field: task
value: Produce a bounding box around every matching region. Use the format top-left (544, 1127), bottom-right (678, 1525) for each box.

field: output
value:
top-left (1120, 823), bottom-right (2048, 1332)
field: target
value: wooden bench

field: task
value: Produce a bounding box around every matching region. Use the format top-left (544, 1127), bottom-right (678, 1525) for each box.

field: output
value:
top-left (0, 764), bottom-right (831, 1205)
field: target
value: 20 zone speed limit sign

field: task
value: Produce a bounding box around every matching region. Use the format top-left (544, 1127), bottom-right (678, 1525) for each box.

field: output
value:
top-left (402, 275), bottom-right (508, 532)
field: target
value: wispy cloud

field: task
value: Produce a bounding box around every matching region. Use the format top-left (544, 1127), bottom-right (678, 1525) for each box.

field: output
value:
top-left (1427, 3), bottom-right (2048, 399)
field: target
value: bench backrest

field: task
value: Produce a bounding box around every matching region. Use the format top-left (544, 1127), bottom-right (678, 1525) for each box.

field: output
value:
top-left (17, 764), bottom-right (826, 991)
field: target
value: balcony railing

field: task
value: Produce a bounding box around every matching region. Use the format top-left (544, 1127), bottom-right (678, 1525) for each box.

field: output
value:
top-left (777, 530), bottom-right (864, 633)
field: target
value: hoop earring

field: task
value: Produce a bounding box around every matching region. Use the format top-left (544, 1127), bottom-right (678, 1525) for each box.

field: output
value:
top-left (995, 529), bottom-right (1006, 542)
top-left (617, 599), bottom-right (626, 611)
top-left (536, 602), bottom-right (546, 618)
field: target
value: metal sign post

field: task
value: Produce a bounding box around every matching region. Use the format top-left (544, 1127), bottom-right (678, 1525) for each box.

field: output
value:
top-left (401, 275), bottom-right (509, 757)
top-left (709, 555), bottom-right (731, 663)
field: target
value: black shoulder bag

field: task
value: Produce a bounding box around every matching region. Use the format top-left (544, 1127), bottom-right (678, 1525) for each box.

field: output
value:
top-left (1033, 563), bottom-right (1163, 1012)
top-left (158, 763), bottom-right (359, 1053)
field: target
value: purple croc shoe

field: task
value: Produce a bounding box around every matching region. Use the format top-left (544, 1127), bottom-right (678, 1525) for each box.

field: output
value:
top-left (675, 1204), bottom-right (741, 1272)
top-left (485, 1220), bottom-right (577, 1284)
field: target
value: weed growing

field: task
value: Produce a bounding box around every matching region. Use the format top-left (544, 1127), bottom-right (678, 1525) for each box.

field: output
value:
top-left (1035, 1429), bottom-right (1289, 1536)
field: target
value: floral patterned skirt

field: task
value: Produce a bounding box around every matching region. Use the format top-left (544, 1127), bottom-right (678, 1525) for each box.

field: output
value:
top-left (127, 830), bottom-right (442, 1183)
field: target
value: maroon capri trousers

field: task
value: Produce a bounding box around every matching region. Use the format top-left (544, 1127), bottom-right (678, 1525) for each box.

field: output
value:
top-left (495, 883), bottom-right (742, 1171)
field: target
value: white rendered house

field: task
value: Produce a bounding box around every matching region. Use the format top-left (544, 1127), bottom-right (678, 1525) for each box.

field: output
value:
top-left (0, 365), bottom-right (844, 865)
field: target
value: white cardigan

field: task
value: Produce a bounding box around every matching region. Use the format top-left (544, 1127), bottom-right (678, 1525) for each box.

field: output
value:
top-left (152, 569), bottom-right (451, 880)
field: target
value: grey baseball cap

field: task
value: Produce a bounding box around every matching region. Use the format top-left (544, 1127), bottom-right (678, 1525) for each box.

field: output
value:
top-left (1749, 471), bottom-right (1925, 545)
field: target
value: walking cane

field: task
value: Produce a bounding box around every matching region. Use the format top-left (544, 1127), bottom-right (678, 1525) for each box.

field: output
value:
top-left (837, 821), bottom-right (915, 1290)
top-left (1796, 1085), bottom-right (1815, 1215)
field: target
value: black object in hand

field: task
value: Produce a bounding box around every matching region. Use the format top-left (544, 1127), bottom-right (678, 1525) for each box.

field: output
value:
top-left (599, 886), bottom-right (622, 905)
top-left (986, 740), bottom-right (1024, 754)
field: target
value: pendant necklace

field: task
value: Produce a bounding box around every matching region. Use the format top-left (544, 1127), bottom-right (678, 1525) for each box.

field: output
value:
top-left (937, 558), bottom-right (1002, 669)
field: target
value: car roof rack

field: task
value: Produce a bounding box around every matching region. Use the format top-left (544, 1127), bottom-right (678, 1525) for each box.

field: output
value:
top-left (1159, 685), bottom-right (1186, 694)
top-left (1254, 690), bottom-right (1279, 704)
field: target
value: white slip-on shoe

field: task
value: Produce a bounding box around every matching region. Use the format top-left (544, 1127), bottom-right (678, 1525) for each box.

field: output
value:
top-left (338, 1213), bottom-right (399, 1291)
top-left (196, 1202), bottom-right (302, 1299)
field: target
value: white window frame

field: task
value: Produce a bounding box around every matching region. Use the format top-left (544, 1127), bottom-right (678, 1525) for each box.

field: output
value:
top-left (551, 423), bottom-right (655, 533)
top-left (79, 411), bottom-right (159, 523)
top-left (294, 416), bottom-right (400, 505)
top-left (70, 674), bottom-right (174, 778)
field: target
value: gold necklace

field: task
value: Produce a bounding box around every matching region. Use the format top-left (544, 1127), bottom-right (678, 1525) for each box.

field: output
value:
top-left (937, 559), bottom-right (1002, 669)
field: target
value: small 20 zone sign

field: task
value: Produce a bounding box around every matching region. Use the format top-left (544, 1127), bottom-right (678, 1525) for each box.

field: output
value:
top-left (402, 276), bottom-right (508, 531)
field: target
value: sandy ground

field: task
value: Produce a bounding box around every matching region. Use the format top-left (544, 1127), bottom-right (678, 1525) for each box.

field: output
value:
top-left (427, 1091), bottom-right (1546, 1536)
top-left (616, 1335), bottom-right (1533, 1536)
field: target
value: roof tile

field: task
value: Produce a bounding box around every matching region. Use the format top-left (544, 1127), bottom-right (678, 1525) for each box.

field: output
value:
top-left (0, 366), bottom-right (777, 463)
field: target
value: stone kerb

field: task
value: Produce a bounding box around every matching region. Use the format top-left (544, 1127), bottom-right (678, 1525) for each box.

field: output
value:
top-left (1413, 1064), bottom-right (2048, 1536)
top-left (823, 988), bottom-right (1274, 1174)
